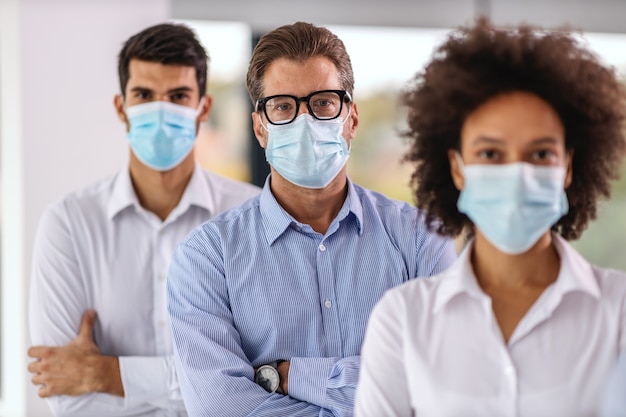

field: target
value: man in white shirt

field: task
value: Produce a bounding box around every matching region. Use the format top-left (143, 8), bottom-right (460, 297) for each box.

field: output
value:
top-left (26, 23), bottom-right (260, 416)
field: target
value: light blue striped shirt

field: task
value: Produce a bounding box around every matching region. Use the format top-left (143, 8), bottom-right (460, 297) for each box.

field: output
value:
top-left (167, 178), bottom-right (456, 417)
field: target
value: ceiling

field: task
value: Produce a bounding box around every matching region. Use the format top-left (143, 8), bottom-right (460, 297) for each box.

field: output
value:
top-left (171, 0), bottom-right (626, 34)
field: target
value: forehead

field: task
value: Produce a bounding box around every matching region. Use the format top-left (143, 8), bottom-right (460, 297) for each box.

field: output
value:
top-left (461, 91), bottom-right (565, 148)
top-left (126, 59), bottom-right (198, 94)
top-left (262, 56), bottom-right (342, 97)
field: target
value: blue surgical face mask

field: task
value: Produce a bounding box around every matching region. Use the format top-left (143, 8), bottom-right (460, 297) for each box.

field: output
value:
top-left (125, 99), bottom-right (203, 171)
top-left (264, 113), bottom-right (350, 189)
top-left (456, 153), bottom-right (569, 254)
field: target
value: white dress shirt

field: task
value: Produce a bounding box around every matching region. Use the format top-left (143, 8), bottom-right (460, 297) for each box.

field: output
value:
top-left (29, 164), bottom-right (260, 417)
top-left (600, 352), bottom-right (626, 417)
top-left (355, 233), bottom-right (626, 417)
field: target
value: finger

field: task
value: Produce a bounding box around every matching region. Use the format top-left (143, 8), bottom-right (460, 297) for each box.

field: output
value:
top-left (27, 346), bottom-right (44, 358)
top-left (27, 346), bottom-right (52, 359)
top-left (31, 373), bottom-right (44, 386)
top-left (27, 360), bottom-right (42, 373)
top-left (77, 309), bottom-right (97, 341)
top-left (38, 385), bottom-right (50, 398)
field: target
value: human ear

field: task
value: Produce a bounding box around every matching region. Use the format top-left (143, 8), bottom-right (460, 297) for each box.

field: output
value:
top-left (448, 149), bottom-right (465, 191)
top-left (252, 112), bottom-right (268, 149)
top-left (564, 149), bottom-right (574, 189)
top-left (113, 94), bottom-right (130, 131)
top-left (347, 103), bottom-right (359, 138)
top-left (198, 95), bottom-right (213, 122)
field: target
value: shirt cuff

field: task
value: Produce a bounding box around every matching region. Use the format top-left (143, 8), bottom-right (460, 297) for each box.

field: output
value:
top-left (287, 357), bottom-right (335, 407)
top-left (119, 356), bottom-right (170, 408)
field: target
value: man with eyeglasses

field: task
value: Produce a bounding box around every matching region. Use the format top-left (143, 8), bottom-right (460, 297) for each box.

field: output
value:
top-left (167, 22), bottom-right (457, 417)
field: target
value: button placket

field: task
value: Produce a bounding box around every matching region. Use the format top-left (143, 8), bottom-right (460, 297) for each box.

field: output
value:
top-left (500, 349), bottom-right (518, 415)
top-left (316, 237), bottom-right (341, 355)
top-left (319, 243), bottom-right (331, 310)
top-left (153, 227), bottom-right (172, 355)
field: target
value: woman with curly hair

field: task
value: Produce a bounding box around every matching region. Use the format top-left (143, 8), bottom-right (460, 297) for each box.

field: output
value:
top-left (355, 19), bottom-right (626, 417)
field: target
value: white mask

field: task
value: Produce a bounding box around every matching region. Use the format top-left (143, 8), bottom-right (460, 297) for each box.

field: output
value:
top-left (456, 154), bottom-right (569, 254)
top-left (264, 114), bottom-right (350, 189)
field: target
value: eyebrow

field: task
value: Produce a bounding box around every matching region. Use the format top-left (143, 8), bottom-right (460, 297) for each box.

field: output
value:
top-left (471, 136), bottom-right (562, 146)
top-left (471, 136), bottom-right (502, 145)
top-left (166, 86), bottom-right (194, 95)
top-left (129, 86), bottom-right (194, 95)
top-left (528, 137), bottom-right (561, 146)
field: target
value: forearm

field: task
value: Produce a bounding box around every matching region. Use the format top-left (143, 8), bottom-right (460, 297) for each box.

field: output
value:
top-left (42, 355), bottom-right (183, 417)
top-left (175, 360), bottom-right (322, 417)
top-left (170, 317), bottom-right (322, 416)
top-left (89, 355), bottom-right (124, 396)
top-left (168, 240), bottom-right (327, 416)
top-left (45, 393), bottom-right (156, 417)
top-left (288, 356), bottom-right (360, 416)
top-left (119, 355), bottom-right (185, 410)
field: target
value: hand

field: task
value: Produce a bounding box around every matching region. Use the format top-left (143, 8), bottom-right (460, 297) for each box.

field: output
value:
top-left (277, 360), bottom-right (289, 395)
top-left (27, 309), bottom-right (124, 398)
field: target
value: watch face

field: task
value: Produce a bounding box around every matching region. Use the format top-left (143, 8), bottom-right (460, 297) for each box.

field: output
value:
top-left (255, 365), bottom-right (280, 393)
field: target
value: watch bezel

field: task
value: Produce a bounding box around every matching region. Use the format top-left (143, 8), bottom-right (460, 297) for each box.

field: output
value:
top-left (254, 364), bottom-right (280, 393)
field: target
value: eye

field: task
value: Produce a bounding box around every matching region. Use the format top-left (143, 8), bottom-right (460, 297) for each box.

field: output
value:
top-left (314, 99), bottom-right (332, 107)
top-left (532, 149), bottom-right (556, 160)
top-left (477, 149), bottom-right (499, 161)
top-left (274, 103), bottom-right (293, 112)
top-left (134, 91), bottom-right (151, 100)
top-left (170, 93), bottom-right (190, 103)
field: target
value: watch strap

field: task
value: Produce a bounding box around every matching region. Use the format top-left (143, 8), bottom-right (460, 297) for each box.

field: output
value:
top-left (271, 361), bottom-right (284, 394)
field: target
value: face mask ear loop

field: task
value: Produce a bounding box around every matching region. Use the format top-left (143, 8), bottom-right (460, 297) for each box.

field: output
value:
top-left (338, 106), bottom-right (353, 154)
top-left (260, 116), bottom-right (270, 133)
top-left (196, 97), bottom-right (206, 117)
top-left (454, 151), bottom-right (465, 173)
top-left (122, 97), bottom-right (130, 122)
top-left (342, 106), bottom-right (352, 126)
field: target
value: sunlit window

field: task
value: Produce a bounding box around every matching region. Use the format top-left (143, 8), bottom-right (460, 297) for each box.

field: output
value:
top-left (181, 20), bottom-right (254, 182)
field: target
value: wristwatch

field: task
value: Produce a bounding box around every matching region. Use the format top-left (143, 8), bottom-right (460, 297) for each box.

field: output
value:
top-left (254, 361), bottom-right (283, 394)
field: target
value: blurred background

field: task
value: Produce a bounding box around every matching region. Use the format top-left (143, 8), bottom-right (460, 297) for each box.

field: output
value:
top-left (183, 20), bottom-right (626, 269)
top-left (1, 0), bottom-right (625, 415)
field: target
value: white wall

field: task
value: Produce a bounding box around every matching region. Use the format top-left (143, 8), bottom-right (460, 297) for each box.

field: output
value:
top-left (0, 0), bottom-right (169, 415)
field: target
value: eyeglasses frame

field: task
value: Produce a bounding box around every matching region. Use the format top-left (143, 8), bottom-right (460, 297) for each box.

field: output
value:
top-left (255, 89), bottom-right (353, 125)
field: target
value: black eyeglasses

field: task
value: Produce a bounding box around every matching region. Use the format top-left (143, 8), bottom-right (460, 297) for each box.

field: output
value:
top-left (256, 90), bottom-right (352, 125)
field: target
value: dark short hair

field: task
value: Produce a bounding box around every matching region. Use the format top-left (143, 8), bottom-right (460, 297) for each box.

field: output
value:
top-left (246, 21), bottom-right (354, 105)
top-left (118, 23), bottom-right (209, 97)
top-left (403, 18), bottom-right (626, 240)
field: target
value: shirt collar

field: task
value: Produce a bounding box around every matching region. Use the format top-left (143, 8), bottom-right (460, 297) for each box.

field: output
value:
top-left (550, 233), bottom-right (601, 299)
top-left (107, 165), bottom-right (138, 220)
top-left (433, 232), bottom-right (601, 314)
top-left (433, 242), bottom-right (484, 313)
top-left (259, 175), bottom-right (364, 245)
top-left (172, 163), bottom-right (215, 216)
top-left (107, 163), bottom-right (213, 221)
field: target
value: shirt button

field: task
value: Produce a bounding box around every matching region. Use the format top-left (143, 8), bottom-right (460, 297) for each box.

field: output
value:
top-left (319, 244), bottom-right (327, 252)
top-left (504, 366), bottom-right (515, 376)
top-left (159, 321), bottom-right (166, 328)
top-left (324, 299), bottom-right (332, 309)
top-left (158, 273), bottom-right (166, 282)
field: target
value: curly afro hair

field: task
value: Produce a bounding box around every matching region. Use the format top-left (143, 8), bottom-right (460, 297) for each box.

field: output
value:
top-left (402, 18), bottom-right (626, 240)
